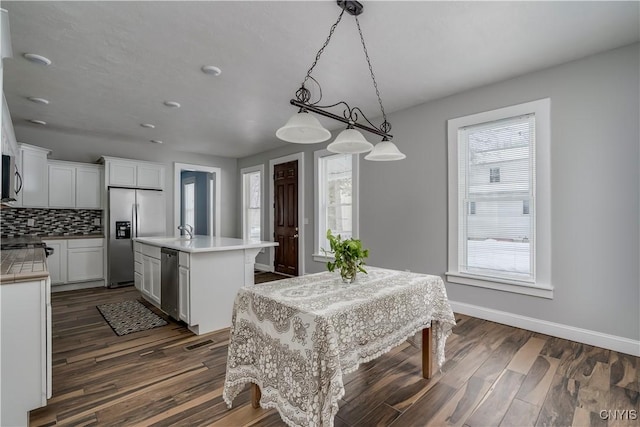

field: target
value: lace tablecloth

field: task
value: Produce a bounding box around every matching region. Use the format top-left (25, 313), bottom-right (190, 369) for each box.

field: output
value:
top-left (222, 267), bottom-right (456, 427)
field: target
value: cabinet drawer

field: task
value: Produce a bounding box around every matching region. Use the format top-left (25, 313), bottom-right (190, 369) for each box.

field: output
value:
top-left (67, 238), bottom-right (104, 249)
top-left (134, 251), bottom-right (142, 263)
top-left (133, 242), bottom-right (141, 253)
top-left (134, 261), bottom-right (142, 274)
top-left (140, 244), bottom-right (161, 259)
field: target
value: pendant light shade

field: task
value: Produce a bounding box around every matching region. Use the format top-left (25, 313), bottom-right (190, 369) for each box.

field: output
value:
top-left (327, 128), bottom-right (374, 154)
top-left (276, 111), bottom-right (331, 144)
top-left (364, 139), bottom-right (406, 161)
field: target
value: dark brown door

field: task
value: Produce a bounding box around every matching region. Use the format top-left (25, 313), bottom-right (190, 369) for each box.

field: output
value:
top-left (274, 160), bottom-right (298, 276)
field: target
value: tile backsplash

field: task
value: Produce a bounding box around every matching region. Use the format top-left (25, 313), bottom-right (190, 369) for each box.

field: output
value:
top-left (0, 208), bottom-right (103, 237)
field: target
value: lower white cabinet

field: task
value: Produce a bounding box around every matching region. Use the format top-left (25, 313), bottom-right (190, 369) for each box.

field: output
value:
top-left (42, 240), bottom-right (68, 284)
top-left (68, 247), bottom-right (104, 282)
top-left (0, 277), bottom-right (51, 426)
top-left (142, 254), bottom-right (161, 304)
top-left (43, 238), bottom-right (104, 286)
top-left (178, 265), bottom-right (190, 322)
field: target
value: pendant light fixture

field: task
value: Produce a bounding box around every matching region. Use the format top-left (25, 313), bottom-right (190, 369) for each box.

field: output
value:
top-left (276, 0), bottom-right (405, 161)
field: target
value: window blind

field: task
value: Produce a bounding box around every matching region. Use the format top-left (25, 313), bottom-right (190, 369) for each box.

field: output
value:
top-left (458, 114), bottom-right (536, 282)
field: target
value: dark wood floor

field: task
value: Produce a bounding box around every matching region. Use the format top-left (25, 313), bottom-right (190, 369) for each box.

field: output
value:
top-left (30, 285), bottom-right (639, 426)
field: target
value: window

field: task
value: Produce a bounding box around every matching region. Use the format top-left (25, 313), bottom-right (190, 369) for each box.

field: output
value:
top-left (490, 167), bottom-right (501, 183)
top-left (182, 177), bottom-right (195, 229)
top-left (241, 165), bottom-right (263, 240)
top-left (447, 99), bottom-right (552, 298)
top-left (314, 150), bottom-right (359, 259)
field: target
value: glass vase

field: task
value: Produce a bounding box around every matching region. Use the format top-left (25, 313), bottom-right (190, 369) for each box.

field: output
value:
top-left (340, 264), bottom-right (357, 284)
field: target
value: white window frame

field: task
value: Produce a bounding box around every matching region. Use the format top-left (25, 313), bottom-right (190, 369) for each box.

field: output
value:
top-left (446, 98), bottom-right (553, 299)
top-left (241, 164), bottom-right (264, 241)
top-left (182, 175), bottom-right (196, 230)
top-left (313, 149), bottom-right (359, 261)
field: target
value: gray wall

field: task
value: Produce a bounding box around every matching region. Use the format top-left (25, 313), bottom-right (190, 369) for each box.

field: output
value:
top-left (13, 126), bottom-right (238, 237)
top-left (239, 43), bottom-right (639, 341)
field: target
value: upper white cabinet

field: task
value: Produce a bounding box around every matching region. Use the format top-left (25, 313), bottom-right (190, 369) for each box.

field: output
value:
top-left (101, 157), bottom-right (165, 190)
top-left (48, 160), bottom-right (102, 209)
top-left (48, 163), bottom-right (76, 208)
top-left (18, 143), bottom-right (50, 207)
top-left (108, 159), bottom-right (137, 187)
top-left (76, 165), bottom-right (102, 208)
top-left (1, 94), bottom-right (18, 157)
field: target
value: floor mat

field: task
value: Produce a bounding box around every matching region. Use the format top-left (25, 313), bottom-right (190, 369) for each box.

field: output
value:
top-left (97, 299), bottom-right (167, 336)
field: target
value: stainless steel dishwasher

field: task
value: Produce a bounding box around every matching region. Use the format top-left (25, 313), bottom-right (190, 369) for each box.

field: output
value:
top-left (160, 247), bottom-right (179, 320)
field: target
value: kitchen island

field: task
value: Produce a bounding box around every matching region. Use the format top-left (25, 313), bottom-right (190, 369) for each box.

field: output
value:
top-left (133, 236), bottom-right (278, 335)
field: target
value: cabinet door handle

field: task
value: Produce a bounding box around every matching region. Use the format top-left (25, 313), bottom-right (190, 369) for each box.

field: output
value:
top-left (14, 170), bottom-right (22, 194)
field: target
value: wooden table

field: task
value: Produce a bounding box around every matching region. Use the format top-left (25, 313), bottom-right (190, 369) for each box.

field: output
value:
top-left (223, 267), bottom-right (456, 427)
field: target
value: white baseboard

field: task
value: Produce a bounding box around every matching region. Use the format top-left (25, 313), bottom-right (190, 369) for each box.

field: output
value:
top-left (51, 280), bottom-right (105, 293)
top-left (254, 263), bottom-right (273, 273)
top-left (449, 300), bottom-right (640, 357)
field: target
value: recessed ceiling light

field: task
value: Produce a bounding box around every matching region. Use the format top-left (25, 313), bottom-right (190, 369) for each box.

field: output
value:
top-left (27, 97), bottom-right (50, 105)
top-left (163, 101), bottom-right (181, 108)
top-left (28, 119), bottom-right (47, 125)
top-left (23, 53), bottom-right (52, 66)
top-left (140, 123), bottom-right (155, 129)
top-left (201, 65), bottom-right (222, 76)
top-left (150, 139), bottom-right (163, 144)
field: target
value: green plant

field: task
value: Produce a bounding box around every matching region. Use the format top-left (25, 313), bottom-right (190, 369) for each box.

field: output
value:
top-left (323, 229), bottom-right (369, 283)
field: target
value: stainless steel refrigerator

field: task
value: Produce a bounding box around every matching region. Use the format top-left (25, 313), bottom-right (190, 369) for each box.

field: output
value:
top-left (108, 187), bottom-right (166, 288)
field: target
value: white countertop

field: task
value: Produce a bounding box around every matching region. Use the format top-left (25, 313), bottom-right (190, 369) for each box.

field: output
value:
top-left (134, 236), bottom-right (278, 253)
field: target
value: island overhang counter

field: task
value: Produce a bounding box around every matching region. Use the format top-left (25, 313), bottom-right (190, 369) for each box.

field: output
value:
top-left (133, 236), bottom-right (278, 335)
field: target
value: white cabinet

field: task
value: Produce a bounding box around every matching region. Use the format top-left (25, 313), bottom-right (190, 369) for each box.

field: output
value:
top-left (179, 265), bottom-right (190, 323)
top-left (139, 242), bottom-right (162, 306)
top-left (137, 164), bottom-right (164, 189)
top-left (44, 238), bottom-right (104, 285)
top-left (67, 238), bottom-right (104, 282)
top-left (18, 143), bottom-right (50, 207)
top-left (102, 157), bottom-right (165, 190)
top-left (0, 277), bottom-right (51, 426)
top-left (48, 161), bottom-right (102, 209)
top-left (134, 270), bottom-right (142, 292)
top-left (42, 239), bottom-right (68, 285)
top-left (142, 254), bottom-right (161, 304)
top-left (76, 165), bottom-right (102, 208)
top-left (108, 159), bottom-right (137, 187)
top-left (68, 248), bottom-right (104, 282)
top-left (48, 163), bottom-right (76, 208)
top-left (1, 94), bottom-right (18, 157)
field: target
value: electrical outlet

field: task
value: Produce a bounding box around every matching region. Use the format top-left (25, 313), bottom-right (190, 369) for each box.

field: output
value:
top-left (94, 218), bottom-right (101, 226)
top-left (27, 218), bottom-right (35, 227)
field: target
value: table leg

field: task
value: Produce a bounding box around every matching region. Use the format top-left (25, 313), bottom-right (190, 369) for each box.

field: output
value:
top-left (422, 325), bottom-right (433, 379)
top-left (251, 383), bottom-right (261, 408)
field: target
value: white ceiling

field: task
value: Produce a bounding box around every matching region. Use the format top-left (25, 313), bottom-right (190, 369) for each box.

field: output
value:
top-left (2, 1), bottom-right (638, 158)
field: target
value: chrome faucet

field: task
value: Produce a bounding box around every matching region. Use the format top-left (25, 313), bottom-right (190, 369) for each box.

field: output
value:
top-left (178, 224), bottom-right (194, 239)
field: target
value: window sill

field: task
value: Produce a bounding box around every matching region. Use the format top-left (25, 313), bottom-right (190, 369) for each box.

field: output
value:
top-left (445, 272), bottom-right (553, 299)
top-left (312, 253), bottom-right (334, 262)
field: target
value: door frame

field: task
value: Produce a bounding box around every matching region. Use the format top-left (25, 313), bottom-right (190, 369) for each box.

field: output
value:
top-left (269, 152), bottom-right (305, 275)
top-left (173, 163), bottom-right (221, 237)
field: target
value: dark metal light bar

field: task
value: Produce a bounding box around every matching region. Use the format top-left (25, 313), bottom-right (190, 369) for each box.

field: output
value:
top-left (290, 99), bottom-right (393, 140)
